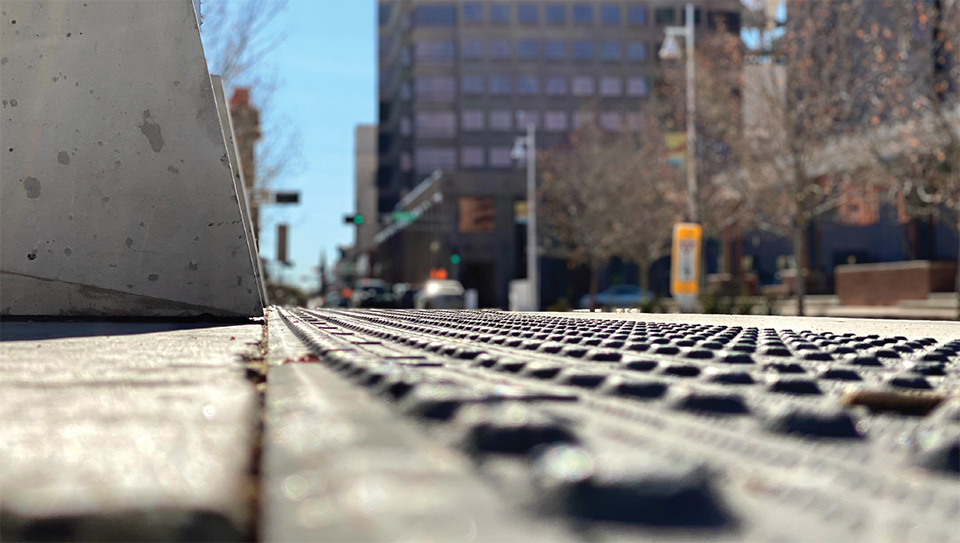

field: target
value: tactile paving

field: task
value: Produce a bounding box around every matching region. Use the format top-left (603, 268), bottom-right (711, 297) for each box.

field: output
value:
top-left (276, 308), bottom-right (960, 542)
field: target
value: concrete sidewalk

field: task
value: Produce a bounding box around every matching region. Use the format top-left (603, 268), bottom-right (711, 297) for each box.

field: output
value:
top-left (0, 321), bottom-right (262, 542)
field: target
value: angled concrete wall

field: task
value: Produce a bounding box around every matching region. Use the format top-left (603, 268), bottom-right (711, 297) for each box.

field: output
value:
top-left (0, 0), bottom-right (263, 317)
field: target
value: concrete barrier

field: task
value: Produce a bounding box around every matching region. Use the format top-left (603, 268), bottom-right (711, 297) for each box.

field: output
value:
top-left (0, 0), bottom-right (262, 317)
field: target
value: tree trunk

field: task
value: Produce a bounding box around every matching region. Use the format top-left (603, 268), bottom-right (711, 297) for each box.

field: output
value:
top-left (589, 259), bottom-right (601, 311)
top-left (793, 219), bottom-right (807, 317)
top-left (637, 258), bottom-right (650, 295)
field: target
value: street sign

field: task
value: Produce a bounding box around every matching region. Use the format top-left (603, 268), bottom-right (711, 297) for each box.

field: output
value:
top-left (274, 192), bottom-right (299, 204)
top-left (670, 223), bottom-right (702, 297)
top-left (392, 211), bottom-right (415, 222)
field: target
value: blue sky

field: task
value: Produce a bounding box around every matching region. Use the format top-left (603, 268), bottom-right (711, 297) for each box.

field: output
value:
top-left (253, 0), bottom-right (375, 291)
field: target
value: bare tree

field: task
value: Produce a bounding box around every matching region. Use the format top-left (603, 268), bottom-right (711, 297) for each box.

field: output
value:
top-left (200, 0), bottom-right (302, 221)
top-left (615, 117), bottom-right (686, 294)
top-left (690, 0), bottom-right (881, 316)
top-left (540, 115), bottom-right (682, 309)
top-left (863, 0), bottom-right (960, 317)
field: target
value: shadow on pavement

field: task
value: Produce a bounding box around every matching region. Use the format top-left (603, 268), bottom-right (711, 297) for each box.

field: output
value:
top-left (0, 320), bottom-right (247, 342)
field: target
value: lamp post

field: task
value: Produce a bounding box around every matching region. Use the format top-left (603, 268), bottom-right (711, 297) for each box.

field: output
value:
top-left (511, 122), bottom-right (538, 311)
top-left (660, 3), bottom-right (698, 224)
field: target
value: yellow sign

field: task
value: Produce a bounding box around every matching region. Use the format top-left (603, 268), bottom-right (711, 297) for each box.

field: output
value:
top-left (665, 132), bottom-right (686, 168)
top-left (671, 223), bottom-right (702, 296)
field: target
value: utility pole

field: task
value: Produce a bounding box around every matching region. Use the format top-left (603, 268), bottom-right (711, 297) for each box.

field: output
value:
top-left (513, 122), bottom-right (538, 310)
top-left (661, 3), bottom-right (698, 224)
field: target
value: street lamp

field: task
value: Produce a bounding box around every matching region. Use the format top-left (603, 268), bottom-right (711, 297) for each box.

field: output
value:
top-left (660, 3), bottom-right (698, 225)
top-left (511, 122), bottom-right (538, 311)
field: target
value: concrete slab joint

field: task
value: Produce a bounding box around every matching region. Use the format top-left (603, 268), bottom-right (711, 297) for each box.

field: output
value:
top-left (0, 0), bottom-right (263, 317)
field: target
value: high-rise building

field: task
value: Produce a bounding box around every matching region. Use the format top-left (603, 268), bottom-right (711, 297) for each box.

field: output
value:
top-left (354, 125), bottom-right (379, 277)
top-left (375, 0), bottom-right (740, 308)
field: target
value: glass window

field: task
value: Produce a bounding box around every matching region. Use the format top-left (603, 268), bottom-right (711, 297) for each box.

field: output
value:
top-left (681, 8), bottom-right (701, 26)
top-left (414, 5), bottom-right (456, 27)
top-left (400, 151), bottom-right (412, 171)
top-left (401, 46), bottom-right (412, 65)
top-left (516, 75), bottom-right (539, 94)
top-left (415, 76), bottom-right (456, 101)
top-left (517, 40), bottom-right (538, 59)
top-left (462, 38), bottom-right (483, 58)
top-left (415, 41), bottom-right (456, 64)
top-left (600, 5), bottom-right (620, 25)
top-left (599, 41), bottom-right (622, 60)
top-left (415, 146), bottom-right (456, 173)
top-left (545, 4), bottom-right (566, 24)
top-left (574, 111), bottom-right (595, 128)
top-left (573, 41), bottom-right (594, 60)
top-left (516, 110), bottom-right (540, 128)
top-left (600, 76), bottom-right (623, 96)
top-left (379, 36), bottom-right (390, 57)
top-left (626, 42), bottom-right (647, 61)
top-left (489, 75), bottom-right (511, 95)
top-left (627, 76), bottom-right (649, 97)
top-left (490, 3), bottom-right (510, 23)
top-left (545, 76), bottom-right (568, 95)
top-left (573, 4), bottom-right (593, 25)
top-left (489, 110), bottom-right (512, 131)
top-left (655, 7), bottom-right (675, 24)
top-left (461, 146), bottom-right (485, 168)
top-left (626, 112), bottom-right (644, 131)
top-left (489, 147), bottom-right (513, 168)
top-left (462, 75), bottom-right (484, 94)
top-left (415, 111), bottom-right (456, 137)
top-left (517, 3), bottom-right (538, 24)
top-left (572, 76), bottom-right (594, 96)
top-left (628, 6), bottom-right (647, 25)
top-left (600, 112), bottom-right (622, 131)
top-left (400, 81), bottom-right (412, 100)
top-left (545, 40), bottom-right (567, 59)
top-left (708, 11), bottom-right (740, 32)
top-left (400, 116), bottom-right (412, 135)
top-left (461, 110), bottom-right (484, 131)
top-left (545, 111), bottom-right (568, 132)
top-left (489, 39), bottom-right (510, 59)
top-left (378, 2), bottom-right (392, 26)
top-left (462, 2), bottom-right (483, 23)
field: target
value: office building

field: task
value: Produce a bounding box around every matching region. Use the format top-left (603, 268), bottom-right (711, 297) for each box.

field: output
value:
top-left (375, 0), bottom-right (741, 307)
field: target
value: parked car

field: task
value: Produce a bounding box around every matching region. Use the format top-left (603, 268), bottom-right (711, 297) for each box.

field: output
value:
top-left (578, 284), bottom-right (652, 309)
top-left (414, 280), bottom-right (465, 309)
top-left (351, 279), bottom-right (396, 308)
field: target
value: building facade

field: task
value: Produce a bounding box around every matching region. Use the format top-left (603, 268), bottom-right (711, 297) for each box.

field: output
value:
top-left (354, 125), bottom-right (379, 277)
top-left (376, 0), bottom-right (741, 308)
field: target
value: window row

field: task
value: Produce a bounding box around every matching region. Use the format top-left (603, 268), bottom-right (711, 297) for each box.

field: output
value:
top-left (415, 75), bottom-right (650, 98)
top-left (404, 110), bottom-right (646, 138)
top-left (407, 3), bottom-right (652, 27)
top-left (456, 39), bottom-right (648, 61)
top-left (409, 120), bottom-right (644, 173)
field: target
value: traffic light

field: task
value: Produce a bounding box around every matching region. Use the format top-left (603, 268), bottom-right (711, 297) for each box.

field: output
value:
top-left (344, 214), bottom-right (364, 225)
top-left (450, 253), bottom-right (461, 265)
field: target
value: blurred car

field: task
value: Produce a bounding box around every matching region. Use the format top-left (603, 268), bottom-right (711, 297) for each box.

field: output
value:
top-left (351, 279), bottom-right (396, 308)
top-left (414, 280), bottom-right (465, 309)
top-left (578, 284), bottom-right (652, 309)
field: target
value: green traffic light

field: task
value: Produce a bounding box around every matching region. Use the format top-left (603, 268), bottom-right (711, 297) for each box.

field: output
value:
top-left (450, 254), bottom-right (461, 265)
top-left (353, 215), bottom-right (364, 225)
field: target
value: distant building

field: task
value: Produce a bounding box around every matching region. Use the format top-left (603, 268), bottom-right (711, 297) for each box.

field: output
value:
top-left (375, 0), bottom-right (741, 308)
top-left (229, 88), bottom-right (262, 245)
top-left (354, 125), bottom-right (379, 277)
